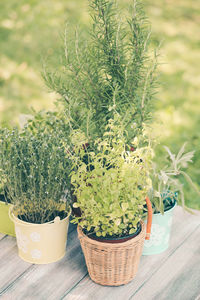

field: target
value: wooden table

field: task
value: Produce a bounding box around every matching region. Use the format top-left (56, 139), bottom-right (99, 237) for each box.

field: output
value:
top-left (0, 206), bottom-right (200, 300)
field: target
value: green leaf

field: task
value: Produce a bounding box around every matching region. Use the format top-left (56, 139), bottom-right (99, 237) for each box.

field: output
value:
top-left (115, 218), bottom-right (121, 226)
top-left (129, 228), bottom-right (136, 234)
top-left (121, 202), bottom-right (129, 212)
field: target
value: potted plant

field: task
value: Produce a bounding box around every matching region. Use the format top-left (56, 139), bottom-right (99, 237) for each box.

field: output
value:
top-left (0, 111), bottom-right (71, 238)
top-left (0, 126), bottom-right (71, 264)
top-left (68, 115), bottom-right (153, 286)
top-left (143, 143), bottom-right (200, 255)
top-left (44, 0), bottom-right (160, 219)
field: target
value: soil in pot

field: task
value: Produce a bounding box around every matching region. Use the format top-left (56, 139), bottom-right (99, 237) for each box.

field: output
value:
top-left (0, 194), bottom-right (5, 202)
top-left (83, 222), bottom-right (142, 244)
top-left (0, 193), bottom-right (11, 203)
top-left (18, 210), bottom-right (68, 224)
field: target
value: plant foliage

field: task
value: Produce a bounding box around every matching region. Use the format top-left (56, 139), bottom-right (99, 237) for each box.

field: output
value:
top-left (151, 143), bottom-right (200, 213)
top-left (44, 0), bottom-right (159, 143)
top-left (0, 124), bottom-right (71, 223)
top-left (68, 114), bottom-right (153, 237)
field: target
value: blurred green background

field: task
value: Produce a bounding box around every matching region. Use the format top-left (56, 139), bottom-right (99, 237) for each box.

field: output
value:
top-left (0, 0), bottom-right (199, 209)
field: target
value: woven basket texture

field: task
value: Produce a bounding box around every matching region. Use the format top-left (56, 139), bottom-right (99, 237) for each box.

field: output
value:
top-left (77, 222), bottom-right (145, 286)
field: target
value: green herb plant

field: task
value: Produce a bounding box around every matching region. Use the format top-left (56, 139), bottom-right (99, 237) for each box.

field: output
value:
top-left (0, 163), bottom-right (4, 196)
top-left (68, 114), bottom-right (153, 237)
top-left (0, 129), bottom-right (8, 201)
top-left (0, 127), bottom-right (71, 224)
top-left (24, 110), bottom-right (70, 139)
top-left (0, 176), bottom-right (4, 197)
top-left (151, 144), bottom-right (200, 214)
top-left (44, 0), bottom-right (159, 143)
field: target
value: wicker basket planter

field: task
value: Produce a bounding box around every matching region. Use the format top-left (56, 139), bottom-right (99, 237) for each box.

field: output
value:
top-left (77, 221), bottom-right (146, 286)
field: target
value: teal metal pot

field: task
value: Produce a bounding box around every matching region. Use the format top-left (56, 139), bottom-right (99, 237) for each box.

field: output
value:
top-left (142, 202), bottom-right (176, 255)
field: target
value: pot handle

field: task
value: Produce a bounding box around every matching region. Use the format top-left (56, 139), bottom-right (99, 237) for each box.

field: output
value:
top-left (145, 196), bottom-right (152, 240)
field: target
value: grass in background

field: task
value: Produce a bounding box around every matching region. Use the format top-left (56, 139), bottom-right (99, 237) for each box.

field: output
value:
top-left (0, 0), bottom-right (89, 125)
top-left (146, 0), bottom-right (200, 209)
top-left (0, 0), bottom-right (199, 209)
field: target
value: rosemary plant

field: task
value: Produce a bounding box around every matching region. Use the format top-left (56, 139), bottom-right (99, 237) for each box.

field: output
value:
top-left (44, 0), bottom-right (159, 143)
top-left (0, 126), bottom-right (71, 224)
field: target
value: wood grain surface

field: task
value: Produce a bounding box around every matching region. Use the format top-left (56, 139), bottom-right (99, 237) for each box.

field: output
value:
top-left (0, 207), bottom-right (199, 300)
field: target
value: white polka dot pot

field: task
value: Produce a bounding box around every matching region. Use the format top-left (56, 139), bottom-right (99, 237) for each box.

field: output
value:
top-left (10, 207), bottom-right (71, 264)
top-left (142, 203), bottom-right (176, 255)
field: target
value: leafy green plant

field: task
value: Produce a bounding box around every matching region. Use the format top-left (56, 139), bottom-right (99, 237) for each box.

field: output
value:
top-left (44, 0), bottom-right (159, 143)
top-left (0, 158), bottom-right (3, 196)
top-left (0, 126), bottom-right (71, 224)
top-left (151, 144), bottom-right (200, 213)
top-left (0, 129), bottom-right (7, 199)
top-left (24, 110), bottom-right (70, 137)
top-left (0, 178), bottom-right (4, 196)
top-left (68, 114), bottom-right (153, 237)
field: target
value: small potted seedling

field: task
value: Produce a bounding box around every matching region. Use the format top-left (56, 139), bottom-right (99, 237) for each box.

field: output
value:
top-left (0, 126), bottom-right (71, 264)
top-left (143, 143), bottom-right (199, 255)
top-left (68, 115), bottom-right (153, 286)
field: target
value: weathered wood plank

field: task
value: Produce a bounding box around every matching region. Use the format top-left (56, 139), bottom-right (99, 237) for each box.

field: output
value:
top-left (131, 224), bottom-right (200, 300)
top-left (1, 208), bottom-right (200, 300)
top-left (0, 233), bottom-right (6, 241)
top-left (0, 222), bottom-right (77, 297)
top-left (1, 225), bottom-right (87, 300)
top-left (63, 207), bottom-right (200, 300)
top-left (0, 236), bottom-right (32, 293)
